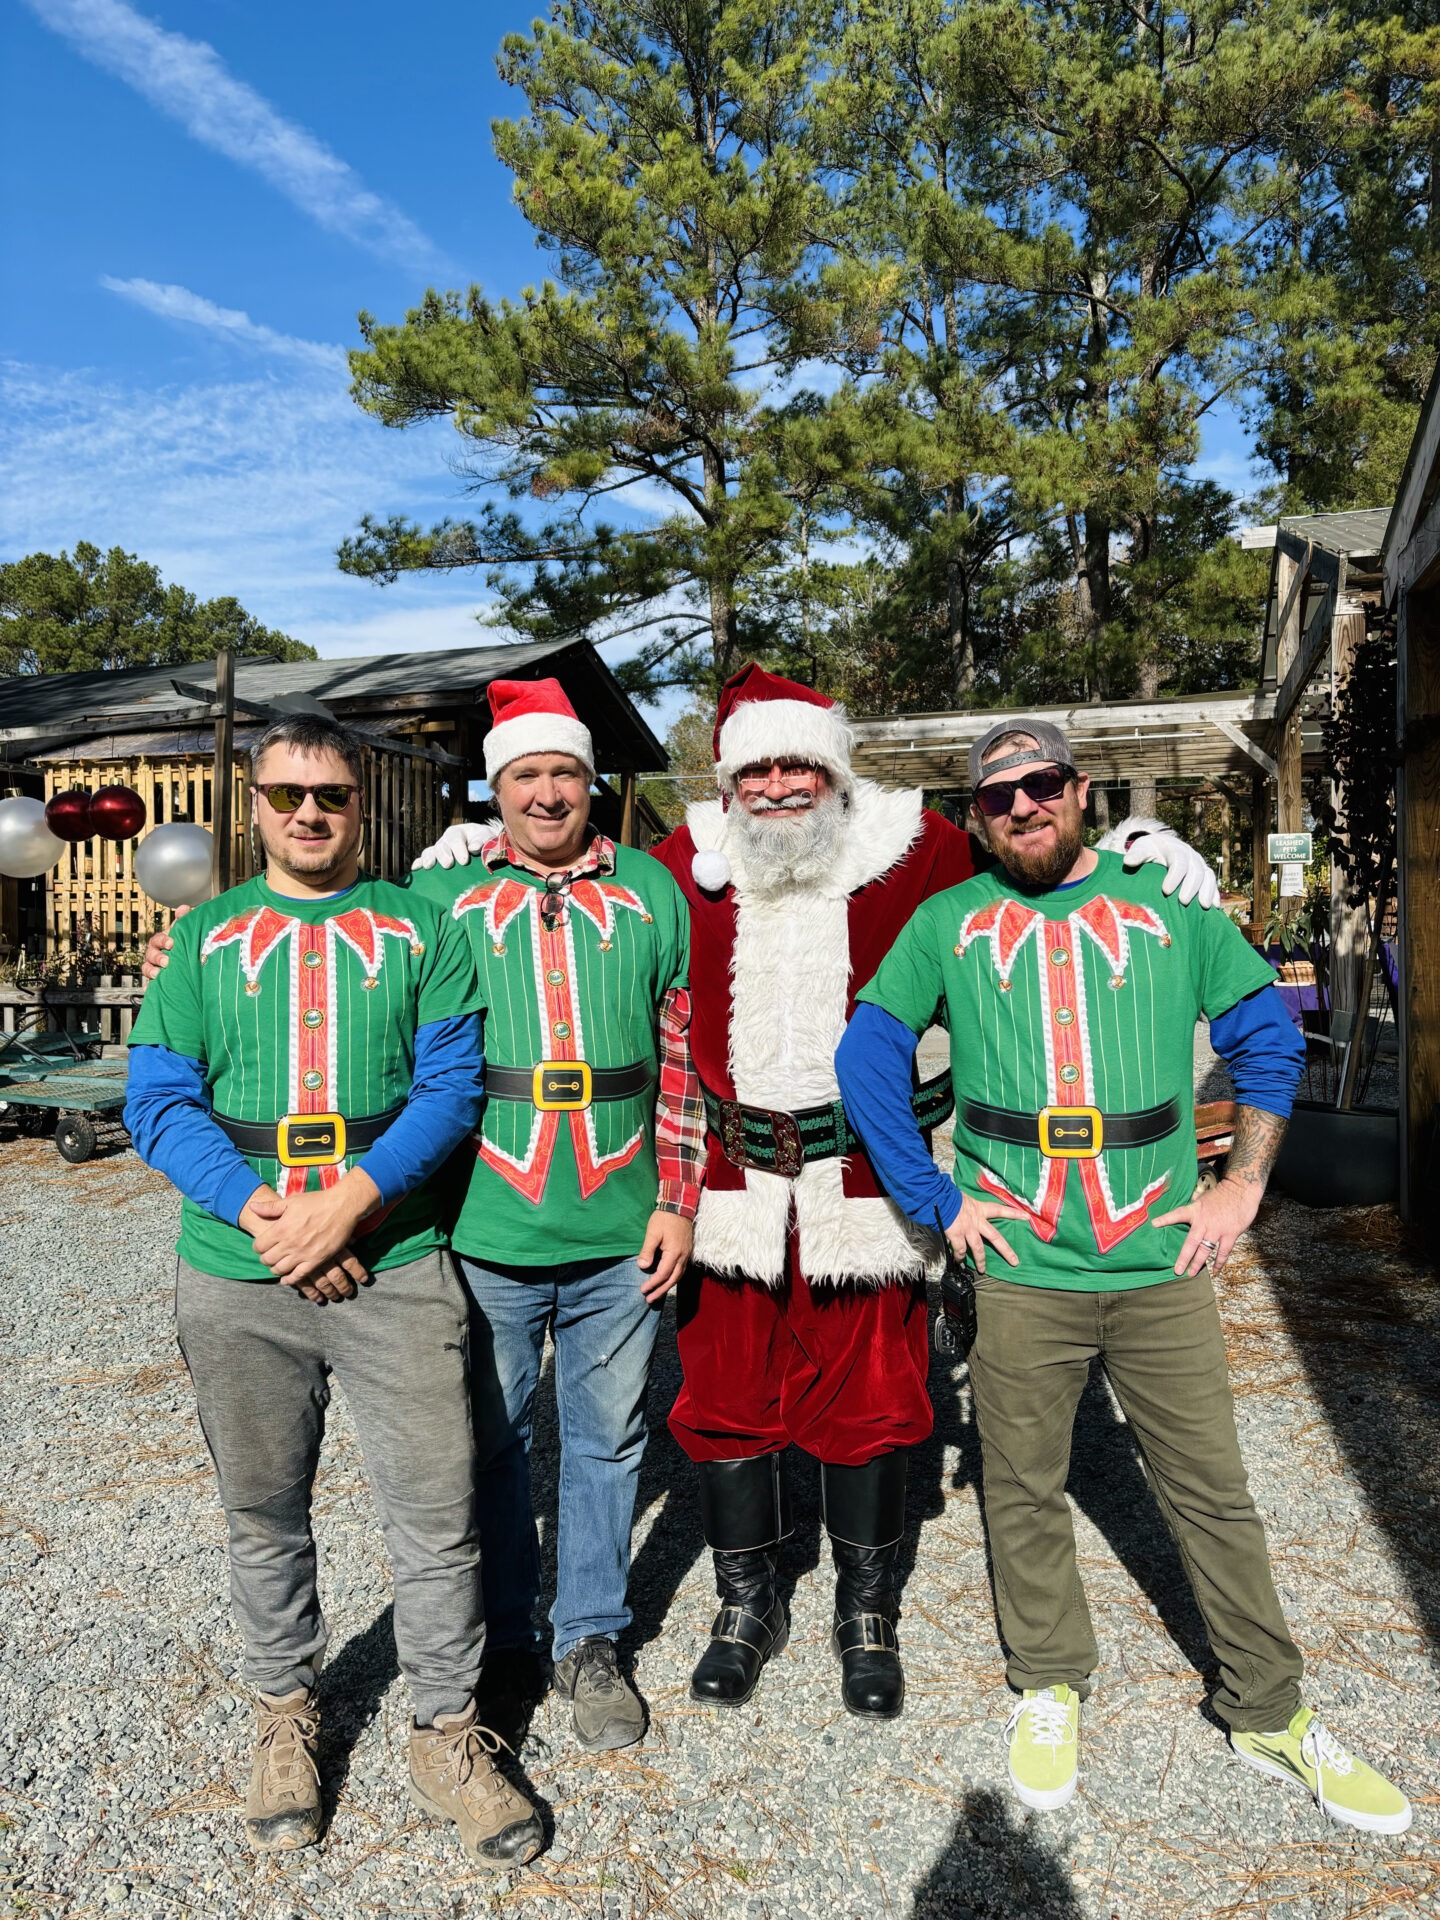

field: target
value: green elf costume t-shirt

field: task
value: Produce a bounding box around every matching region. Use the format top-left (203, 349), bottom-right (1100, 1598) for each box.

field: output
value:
top-left (858, 849), bottom-right (1275, 1290)
top-left (410, 842), bottom-right (689, 1264)
top-left (130, 874), bottom-right (481, 1280)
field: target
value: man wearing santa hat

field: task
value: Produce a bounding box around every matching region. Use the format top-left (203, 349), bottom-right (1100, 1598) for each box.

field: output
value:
top-left (418, 665), bottom-right (1216, 1723)
top-left (410, 677), bottom-right (703, 1756)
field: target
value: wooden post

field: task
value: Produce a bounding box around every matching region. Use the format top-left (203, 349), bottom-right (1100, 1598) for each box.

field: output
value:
top-left (619, 770), bottom-right (637, 848)
top-left (212, 650), bottom-right (235, 894)
top-left (1329, 602), bottom-right (1369, 1022)
top-left (1274, 548), bottom-right (1308, 922)
top-left (1250, 771), bottom-right (1271, 934)
top-left (1398, 586), bottom-right (1440, 1223)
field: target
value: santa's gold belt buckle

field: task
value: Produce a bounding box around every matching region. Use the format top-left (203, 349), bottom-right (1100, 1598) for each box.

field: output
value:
top-left (1039, 1106), bottom-right (1103, 1159)
top-left (533, 1062), bottom-right (592, 1111)
top-left (277, 1113), bottom-right (347, 1167)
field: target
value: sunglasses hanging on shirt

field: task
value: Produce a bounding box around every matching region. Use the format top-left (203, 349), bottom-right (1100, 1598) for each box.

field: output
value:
top-left (539, 872), bottom-right (571, 929)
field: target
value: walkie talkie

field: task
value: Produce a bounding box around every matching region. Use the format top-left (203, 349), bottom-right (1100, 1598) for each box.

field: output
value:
top-left (932, 1208), bottom-right (978, 1359)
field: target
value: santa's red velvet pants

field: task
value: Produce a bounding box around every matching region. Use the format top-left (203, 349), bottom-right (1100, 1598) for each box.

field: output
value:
top-left (667, 1239), bottom-right (934, 1467)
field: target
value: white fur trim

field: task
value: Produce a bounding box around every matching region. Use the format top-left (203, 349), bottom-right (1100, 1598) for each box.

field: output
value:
top-left (484, 711), bottom-right (594, 783)
top-left (715, 697), bottom-right (853, 793)
top-left (691, 847), bottom-right (731, 893)
top-left (688, 778), bottom-right (941, 1287)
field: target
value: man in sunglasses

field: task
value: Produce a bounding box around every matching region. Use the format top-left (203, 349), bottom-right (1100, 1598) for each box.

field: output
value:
top-left (837, 721), bottom-right (1411, 1833)
top-left (126, 715), bottom-right (545, 1871)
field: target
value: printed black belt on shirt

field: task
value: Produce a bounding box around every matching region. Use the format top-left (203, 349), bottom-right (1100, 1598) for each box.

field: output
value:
top-left (214, 1106), bottom-right (403, 1170)
top-left (703, 1073), bottom-right (955, 1181)
top-left (961, 1096), bottom-right (1180, 1161)
top-left (484, 1061), bottom-right (655, 1113)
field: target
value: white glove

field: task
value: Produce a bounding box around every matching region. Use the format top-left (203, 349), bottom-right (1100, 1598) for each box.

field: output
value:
top-left (1105, 817), bottom-right (1221, 909)
top-left (411, 821), bottom-right (489, 870)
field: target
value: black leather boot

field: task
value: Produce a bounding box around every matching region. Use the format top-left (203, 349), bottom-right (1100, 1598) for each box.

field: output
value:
top-left (689, 1455), bottom-right (791, 1707)
top-left (821, 1451), bottom-right (907, 1720)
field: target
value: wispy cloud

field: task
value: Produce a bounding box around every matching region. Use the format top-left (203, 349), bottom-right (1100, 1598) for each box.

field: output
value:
top-left (23, 0), bottom-right (440, 268)
top-left (0, 356), bottom-right (488, 653)
top-left (101, 277), bottom-right (343, 367)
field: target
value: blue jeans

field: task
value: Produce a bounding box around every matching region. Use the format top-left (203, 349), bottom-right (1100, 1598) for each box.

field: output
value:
top-left (459, 1252), bottom-right (659, 1662)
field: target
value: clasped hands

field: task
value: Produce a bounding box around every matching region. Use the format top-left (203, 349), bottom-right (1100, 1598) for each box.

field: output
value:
top-left (238, 1168), bottom-right (382, 1305)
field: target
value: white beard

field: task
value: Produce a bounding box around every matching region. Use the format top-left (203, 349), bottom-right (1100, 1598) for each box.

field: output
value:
top-left (727, 789), bottom-right (849, 894)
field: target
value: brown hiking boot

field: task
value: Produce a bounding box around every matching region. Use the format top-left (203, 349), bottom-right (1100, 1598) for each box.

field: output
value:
top-left (407, 1700), bottom-right (544, 1869)
top-left (244, 1687), bottom-right (323, 1853)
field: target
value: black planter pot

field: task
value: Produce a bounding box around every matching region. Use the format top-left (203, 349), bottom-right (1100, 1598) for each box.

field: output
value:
top-left (1271, 1100), bottom-right (1398, 1208)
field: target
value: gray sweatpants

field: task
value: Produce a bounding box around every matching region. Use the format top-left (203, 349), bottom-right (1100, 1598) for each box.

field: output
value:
top-left (176, 1250), bottom-right (483, 1726)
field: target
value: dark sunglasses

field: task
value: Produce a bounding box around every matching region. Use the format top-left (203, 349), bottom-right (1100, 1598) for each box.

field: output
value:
top-left (972, 765), bottom-right (1075, 818)
top-left (255, 782), bottom-right (360, 815)
top-left (539, 873), bottom-right (570, 928)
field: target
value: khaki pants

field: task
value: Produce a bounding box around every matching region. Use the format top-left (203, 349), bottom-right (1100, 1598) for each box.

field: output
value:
top-left (967, 1267), bottom-right (1303, 1732)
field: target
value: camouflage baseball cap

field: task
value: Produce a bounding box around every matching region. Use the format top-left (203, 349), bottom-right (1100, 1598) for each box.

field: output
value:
top-left (968, 718), bottom-right (1077, 791)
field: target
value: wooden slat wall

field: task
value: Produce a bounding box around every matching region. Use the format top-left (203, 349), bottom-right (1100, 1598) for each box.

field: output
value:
top-left (39, 746), bottom-right (447, 957)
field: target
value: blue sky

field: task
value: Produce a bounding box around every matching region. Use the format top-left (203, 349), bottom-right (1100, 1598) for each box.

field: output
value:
top-left (2, 0), bottom-right (1264, 696)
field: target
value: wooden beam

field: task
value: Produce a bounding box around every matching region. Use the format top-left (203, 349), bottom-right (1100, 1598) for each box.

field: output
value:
top-left (212, 650), bottom-right (235, 895)
top-left (1212, 720), bottom-right (1278, 780)
top-left (1251, 771), bottom-right (1271, 932)
top-left (1397, 586), bottom-right (1440, 1223)
top-left (619, 771), bottom-right (637, 848)
top-left (1273, 588), bottom-right (1335, 729)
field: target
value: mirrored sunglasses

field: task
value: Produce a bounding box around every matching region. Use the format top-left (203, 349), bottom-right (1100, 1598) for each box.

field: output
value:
top-left (256, 782), bottom-right (360, 815)
top-left (972, 765), bottom-right (1074, 818)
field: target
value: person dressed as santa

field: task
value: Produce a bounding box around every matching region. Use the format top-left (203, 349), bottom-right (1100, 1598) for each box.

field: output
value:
top-left (644, 665), bottom-right (1220, 1721)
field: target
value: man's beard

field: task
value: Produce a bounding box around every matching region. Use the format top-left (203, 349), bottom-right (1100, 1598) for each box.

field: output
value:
top-left (731, 788), bottom-right (849, 892)
top-left (993, 812), bottom-right (1086, 890)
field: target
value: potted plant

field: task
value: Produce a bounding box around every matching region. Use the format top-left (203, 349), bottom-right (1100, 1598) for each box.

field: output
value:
top-left (1271, 607), bottom-right (1398, 1206)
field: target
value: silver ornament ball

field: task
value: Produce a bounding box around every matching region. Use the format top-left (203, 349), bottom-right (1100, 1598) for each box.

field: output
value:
top-left (135, 822), bottom-right (215, 907)
top-left (0, 796), bottom-right (65, 878)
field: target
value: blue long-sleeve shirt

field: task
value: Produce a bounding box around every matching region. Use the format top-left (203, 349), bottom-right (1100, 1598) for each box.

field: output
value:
top-left (835, 985), bottom-right (1305, 1232)
top-left (125, 1011), bottom-right (483, 1226)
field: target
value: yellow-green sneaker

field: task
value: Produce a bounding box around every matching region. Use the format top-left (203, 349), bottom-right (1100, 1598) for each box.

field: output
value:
top-left (1004, 1685), bottom-right (1079, 1810)
top-left (1231, 1707), bottom-right (1412, 1834)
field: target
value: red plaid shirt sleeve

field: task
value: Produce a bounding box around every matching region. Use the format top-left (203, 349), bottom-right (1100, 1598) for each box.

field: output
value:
top-left (655, 985), bottom-right (704, 1218)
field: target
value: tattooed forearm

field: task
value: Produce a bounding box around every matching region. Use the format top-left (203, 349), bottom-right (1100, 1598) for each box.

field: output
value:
top-left (1223, 1107), bottom-right (1288, 1191)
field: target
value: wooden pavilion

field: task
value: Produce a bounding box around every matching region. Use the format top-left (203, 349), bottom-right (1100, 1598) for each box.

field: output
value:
top-left (0, 636), bottom-right (666, 963)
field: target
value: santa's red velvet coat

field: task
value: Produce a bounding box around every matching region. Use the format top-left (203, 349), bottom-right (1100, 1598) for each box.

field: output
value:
top-left (651, 781), bottom-right (975, 1289)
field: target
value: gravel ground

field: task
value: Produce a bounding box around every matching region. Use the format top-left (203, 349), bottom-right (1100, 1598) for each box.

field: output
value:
top-left (2, 1077), bottom-right (1438, 1920)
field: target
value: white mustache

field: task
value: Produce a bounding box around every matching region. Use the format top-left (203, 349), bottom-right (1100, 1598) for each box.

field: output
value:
top-left (745, 794), bottom-right (814, 813)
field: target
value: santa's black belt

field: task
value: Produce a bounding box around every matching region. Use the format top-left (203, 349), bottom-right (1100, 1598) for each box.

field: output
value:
top-left (214, 1106), bottom-right (403, 1170)
top-left (961, 1096), bottom-right (1180, 1161)
top-left (485, 1061), bottom-right (654, 1112)
top-left (704, 1073), bottom-right (955, 1180)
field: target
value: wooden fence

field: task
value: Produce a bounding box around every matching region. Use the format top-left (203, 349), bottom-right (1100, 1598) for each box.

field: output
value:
top-left (0, 981), bottom-right (143, 1047)
top-left (39, 745), bottom-right (450, 957)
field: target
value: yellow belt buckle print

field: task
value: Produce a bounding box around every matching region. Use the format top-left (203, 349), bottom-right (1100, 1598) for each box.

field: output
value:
top-left (1039, 1106), bottom-right (1103, 1158)
top-left (533, 1062), bottom-right (593, 1111)
top-left (276, 1113), bottom-right (347, 1167)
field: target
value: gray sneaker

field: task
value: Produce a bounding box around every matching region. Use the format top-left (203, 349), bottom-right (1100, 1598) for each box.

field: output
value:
top-left (552, 1637), bottom-right (645, 1751)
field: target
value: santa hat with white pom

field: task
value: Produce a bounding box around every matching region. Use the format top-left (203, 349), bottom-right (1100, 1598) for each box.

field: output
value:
top-left (483, 677), bottom-right (594, 785)
top-left (691, 663), bottom-right (854, 894)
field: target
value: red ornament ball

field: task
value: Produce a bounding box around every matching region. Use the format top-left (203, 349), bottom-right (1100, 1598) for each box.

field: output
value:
top-left (45, 789), bottom-right (94, 842)
top-left (90, 784), bottom-right (147, 841)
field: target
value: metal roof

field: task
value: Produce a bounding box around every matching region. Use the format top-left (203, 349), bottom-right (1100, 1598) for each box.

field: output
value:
top-left (1275, 508), bottom-right (1391, 560)
top-left (0, 637), bottom-right (667, 772)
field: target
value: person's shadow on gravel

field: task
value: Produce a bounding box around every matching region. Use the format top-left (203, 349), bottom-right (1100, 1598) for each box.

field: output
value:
top-left (909, 1788), bottom-right (1085, 1920)
top-left (317, 1603), bottom-right (399, 1820)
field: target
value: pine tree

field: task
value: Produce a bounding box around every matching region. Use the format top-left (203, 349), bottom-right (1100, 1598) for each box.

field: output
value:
top-left (342, 0), bottom-right (835, 694)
